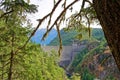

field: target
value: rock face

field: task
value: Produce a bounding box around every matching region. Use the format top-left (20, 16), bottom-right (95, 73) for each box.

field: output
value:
top-left (75, 45), bottom-right (120, 80)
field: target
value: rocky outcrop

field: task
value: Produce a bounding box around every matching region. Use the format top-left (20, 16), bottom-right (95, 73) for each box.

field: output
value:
top-left (79, 46), bottom-right (120, 80)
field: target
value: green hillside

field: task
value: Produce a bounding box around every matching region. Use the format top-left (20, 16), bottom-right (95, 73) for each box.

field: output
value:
top-left (69, 40), bottom-right (120, 80)
top-left (48, 28), bottom-right (105, 46)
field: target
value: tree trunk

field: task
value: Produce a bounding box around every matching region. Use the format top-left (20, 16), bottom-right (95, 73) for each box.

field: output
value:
top-left (8, 33), bottom-right (14, 80)
top-left (93, 0), bottom-right (120, 71)
top-left (8, 50), bottom-right (14, 80)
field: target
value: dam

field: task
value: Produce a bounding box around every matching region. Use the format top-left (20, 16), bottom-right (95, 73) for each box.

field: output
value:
top-left (41, 40), bottom-right (87, 70)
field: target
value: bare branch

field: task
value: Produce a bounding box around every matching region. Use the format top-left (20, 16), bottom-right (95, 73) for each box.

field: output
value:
top-left (85, 13), bottom-right (91, 37)
top-left (56, 16), bottom-right (63, 56)
top-left (46, 0), bottom-right (62, 29)
top-left (85, 0), bottom-right (92, 6)
top-left (14, 13), bottom-right (50, 55)
top-left (42, 0), bottom-right (79, 40)
top-left (56, 23), bottom-right (62, 56)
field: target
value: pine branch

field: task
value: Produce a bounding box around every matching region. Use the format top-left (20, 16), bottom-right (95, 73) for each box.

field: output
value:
top-left (0, 10), bottom-right (14, 19)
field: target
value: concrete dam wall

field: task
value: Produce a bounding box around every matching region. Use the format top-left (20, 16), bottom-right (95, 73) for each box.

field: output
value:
top-left (41, 40), bottom-right (87, 69)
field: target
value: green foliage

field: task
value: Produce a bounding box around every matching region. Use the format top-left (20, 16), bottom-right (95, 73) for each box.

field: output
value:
top-left (69, 73), bottom-right (81, 80)
top-left (0, 41), bottom-right (67, 80)
top-left (105, 75), bottom-right (116, 80)
top-left (16, 44), bottom-right (67, 80)
top-left (0, 1), bottom-right (67, 80)
top-left (70, 48), bottom-right (88, 68)
top-left (0, 17), bottom-right (67, 80)
top-left (1, 0), bottom-right (38, 13)
top-left (81, 68), bottom-right (95, 80)
top-left (49, 29), bottom-right (78, 46)
top-left (74, 40), bottom-right (105, 70)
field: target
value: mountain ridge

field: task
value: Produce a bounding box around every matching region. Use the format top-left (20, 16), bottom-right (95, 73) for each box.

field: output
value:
top-left (31, 28), bottom-right (57, 45)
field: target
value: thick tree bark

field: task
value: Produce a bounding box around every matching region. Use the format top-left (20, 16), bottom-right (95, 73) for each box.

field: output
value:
top-left (93, 0), bottom-right (120, 70)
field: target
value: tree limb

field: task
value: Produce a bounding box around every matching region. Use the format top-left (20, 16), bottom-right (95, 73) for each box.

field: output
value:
top-left (0, 10), bottom-right (14, 19)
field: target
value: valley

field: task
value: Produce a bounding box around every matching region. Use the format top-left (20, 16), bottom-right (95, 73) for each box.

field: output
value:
top-left (32, 28), bottom-right (120, 80)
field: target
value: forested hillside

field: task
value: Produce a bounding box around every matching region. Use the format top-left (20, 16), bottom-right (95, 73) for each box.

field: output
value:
top-left (49, 28), bottom-right (105, 46)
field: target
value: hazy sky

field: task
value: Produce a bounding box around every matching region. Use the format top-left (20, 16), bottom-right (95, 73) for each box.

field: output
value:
top-left (28, 0), bottom-right (101, 29)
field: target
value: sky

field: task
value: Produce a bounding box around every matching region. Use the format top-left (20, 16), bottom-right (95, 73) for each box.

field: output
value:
top-left (28, 0), bottom-right (101, 29)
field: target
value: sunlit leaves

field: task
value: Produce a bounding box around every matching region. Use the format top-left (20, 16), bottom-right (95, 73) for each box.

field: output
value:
top-left (75, 33), bottom-right (82, 40)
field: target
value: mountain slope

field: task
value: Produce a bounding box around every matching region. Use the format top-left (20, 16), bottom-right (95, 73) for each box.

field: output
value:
top-left (31, 29), bottom-right (57, 45)
top-left (48, 30), bottom-right (78, 46)
top-left (48, 28), bottom-right (105, 46)
top-left (70, 41), bottom-right (120, 80)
